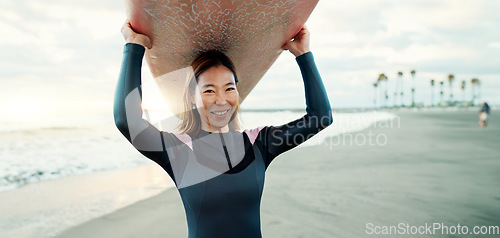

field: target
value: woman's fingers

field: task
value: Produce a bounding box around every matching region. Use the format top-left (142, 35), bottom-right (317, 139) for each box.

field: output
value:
top-left (121, 20), bottom-right (134, 41)
top-left (282, 24), bottom-right (310, 57)
top-left (120, 19), bottom-right (152, 49)
top-left (281, 41), bottom-right (289, 50)
top-left (139, 35), bottom-right (152, 49)
top-left (295, 25), bottom-right (309, 43)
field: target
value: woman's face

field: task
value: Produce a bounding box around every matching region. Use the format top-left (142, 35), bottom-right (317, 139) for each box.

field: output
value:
top-left (191, 65), bottom-right (239, 132)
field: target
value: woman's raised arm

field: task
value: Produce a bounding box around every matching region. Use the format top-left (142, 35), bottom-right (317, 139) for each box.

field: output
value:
top-left (113, 21), bottom-right (168, 166)
top-left (263, 25), bottom-right (333, 168)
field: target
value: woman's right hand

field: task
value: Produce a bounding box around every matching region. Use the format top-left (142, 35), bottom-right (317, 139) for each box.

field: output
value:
top-left (121, 20), bottom-right (152, 49)
top-left (281, 24), bottom-right (310, 57)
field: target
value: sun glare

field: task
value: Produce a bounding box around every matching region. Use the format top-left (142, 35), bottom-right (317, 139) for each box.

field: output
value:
top-left (2, 100), bottom-right (45, 116)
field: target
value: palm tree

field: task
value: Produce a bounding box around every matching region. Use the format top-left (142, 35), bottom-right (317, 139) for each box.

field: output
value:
top-left (410, 70), bottom-right (416, 107)
top-left (399, 72), bottom-right (404, 107)
top-left (439, 80), bottom-right (444, 106)
top-left (461, 80), bottom-right (466, 103)
top-left (377, 77), bottom-right (383, 107)
top-left (430, 79), bottom-right (435, 107)
top-left (471, 78), bottom-right (479, 106)
top-left (378, 73), bottom-right (388, 108)
top-left (394, 72), bottom-right (403, 107)
top-left (448, 74), bottom-right (455, 103)
top-left (373, 81), bottom-right (378, 107)
top-left (477, 79), bottom-right (482, 104)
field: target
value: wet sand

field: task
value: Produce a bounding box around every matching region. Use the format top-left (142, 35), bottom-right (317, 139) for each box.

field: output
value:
top-left (24, 110), bottom-right (500, 237)
top-left (0, 164), bottom-right (173, 238)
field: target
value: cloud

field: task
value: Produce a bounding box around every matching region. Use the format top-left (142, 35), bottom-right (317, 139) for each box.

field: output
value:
top-left (293, 0), bottom-right (500, 107)
top-left (1, 0), bottom-right (124, 99)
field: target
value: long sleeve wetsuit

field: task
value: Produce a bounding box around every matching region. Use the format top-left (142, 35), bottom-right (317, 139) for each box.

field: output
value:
top-left (114, 43), bottom-right (332, 238)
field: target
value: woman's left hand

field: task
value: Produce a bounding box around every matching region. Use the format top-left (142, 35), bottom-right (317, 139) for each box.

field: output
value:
top-left (121, 20), bottom-right (152, 49)
top-left (282, 24), bottom-right (310, 57)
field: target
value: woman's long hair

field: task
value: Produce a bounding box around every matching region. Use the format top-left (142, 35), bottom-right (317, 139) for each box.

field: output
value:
top-left (176, 50), bottom-right (242, 134)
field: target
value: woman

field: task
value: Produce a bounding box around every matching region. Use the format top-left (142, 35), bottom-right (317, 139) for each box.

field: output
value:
top-left (114, 20), bottom-right (332, 238)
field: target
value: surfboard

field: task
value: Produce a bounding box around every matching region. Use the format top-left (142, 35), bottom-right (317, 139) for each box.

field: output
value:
top-left (124, 0), bottom-right (319, 114)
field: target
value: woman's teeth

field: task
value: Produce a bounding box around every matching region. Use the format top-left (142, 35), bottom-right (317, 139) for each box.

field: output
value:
top-left (212, 109), bottom-right (230, 116)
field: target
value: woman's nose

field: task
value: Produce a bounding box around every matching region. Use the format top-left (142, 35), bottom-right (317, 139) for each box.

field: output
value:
top-left (215, 92), bottom-right (227, 105)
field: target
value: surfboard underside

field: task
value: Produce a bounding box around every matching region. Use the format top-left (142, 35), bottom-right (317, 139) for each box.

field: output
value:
top-left (125, 0), bottom-right (319, 114)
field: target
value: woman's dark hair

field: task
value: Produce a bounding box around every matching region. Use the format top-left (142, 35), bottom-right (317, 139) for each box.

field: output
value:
top-left (176, 50), bottom-right (242, 134)
top-left (191, 50), bottom-right (238, 84)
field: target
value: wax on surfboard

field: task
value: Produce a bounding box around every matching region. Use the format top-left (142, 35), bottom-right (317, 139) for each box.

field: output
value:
top-left (124, 0), bottom-right (319, 115)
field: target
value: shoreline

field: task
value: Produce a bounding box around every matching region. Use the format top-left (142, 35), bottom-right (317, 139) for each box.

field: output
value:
top-left (0, 163), bottom-right (174, 238)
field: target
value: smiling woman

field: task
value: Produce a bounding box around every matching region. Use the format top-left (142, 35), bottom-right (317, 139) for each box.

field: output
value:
top-left (177, 50), bottom-right (242, 134)
top-left (114, 18), bottom-right (332, 238)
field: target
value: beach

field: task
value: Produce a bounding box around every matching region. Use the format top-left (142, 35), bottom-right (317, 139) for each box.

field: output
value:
top-left (3, 110), bottom-right (499, 237)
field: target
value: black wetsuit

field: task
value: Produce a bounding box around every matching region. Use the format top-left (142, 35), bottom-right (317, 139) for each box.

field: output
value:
top-left (114, 43), bottom-right (332, 238)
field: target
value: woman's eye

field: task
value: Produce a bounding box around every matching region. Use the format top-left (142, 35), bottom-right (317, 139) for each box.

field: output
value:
top-left (203, 89), bottom-right (215, 93)
top-left (226, 87), bottom-right (235, 91)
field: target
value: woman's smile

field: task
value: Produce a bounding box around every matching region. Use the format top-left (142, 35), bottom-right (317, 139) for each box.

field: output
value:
top-left (211, 108), bottom-right (231, 117)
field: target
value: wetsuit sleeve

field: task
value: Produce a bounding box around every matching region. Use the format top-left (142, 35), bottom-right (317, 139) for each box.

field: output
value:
top-left (113, 43), bottom-right (170, 168)
top-left (263, 52), bottom-right (333, 168)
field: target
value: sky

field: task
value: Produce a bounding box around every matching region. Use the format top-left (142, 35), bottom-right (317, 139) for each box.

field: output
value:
top-left (1, 0), bottom-right (499, 128)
